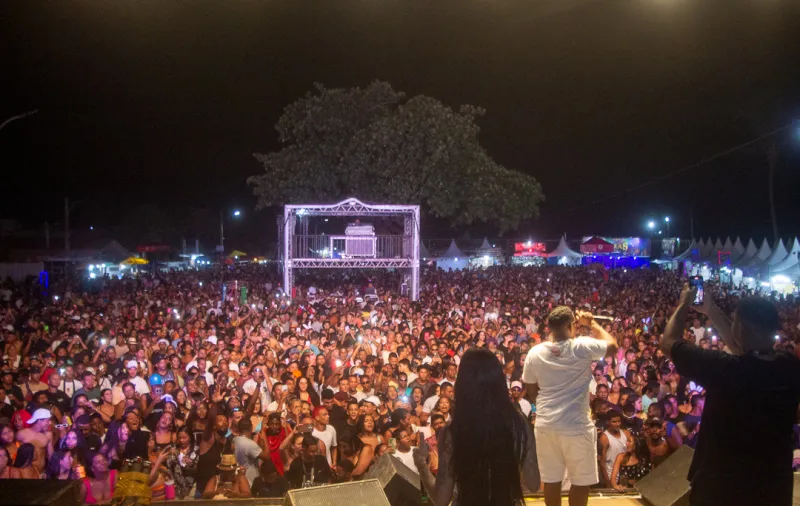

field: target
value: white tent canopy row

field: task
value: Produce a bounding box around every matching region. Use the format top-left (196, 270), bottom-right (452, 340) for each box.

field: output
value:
top-left (674, 236), bottom-right (800, 273)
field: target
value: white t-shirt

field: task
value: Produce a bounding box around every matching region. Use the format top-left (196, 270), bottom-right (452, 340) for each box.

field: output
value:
top-left (393, 449), bottom-right (419, 474)
top-left (691, 326), bottom-right (705, 344)
top-left (517, 398), bottom-right (532, 417)
top-left (422, 395), bottom-right (439, 414)
top-left (312, 425), bottom-right (337, 466)
top-left (522, 337), bottom-right (607, 431)
top-left (128, 376), bottom-right (151, 396)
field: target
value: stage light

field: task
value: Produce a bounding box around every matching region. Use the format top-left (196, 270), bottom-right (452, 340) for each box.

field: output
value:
top-left (233, 210), bottom-right (241, 217)
top-left (647, 221), bottom-right (655, 229)
top-left (664, 217), bottom-right (670, 223)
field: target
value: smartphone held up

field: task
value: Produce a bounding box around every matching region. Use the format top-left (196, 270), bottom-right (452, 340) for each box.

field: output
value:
top-left (689, 276), bottom-right (704, 305)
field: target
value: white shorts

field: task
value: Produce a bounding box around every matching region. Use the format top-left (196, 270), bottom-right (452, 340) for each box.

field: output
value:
top-left (534, 426), bottom-right (599, 487)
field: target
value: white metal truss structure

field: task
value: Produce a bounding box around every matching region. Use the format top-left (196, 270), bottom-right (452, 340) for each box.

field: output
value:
top-left (283, 198), bottom-right (420, 300)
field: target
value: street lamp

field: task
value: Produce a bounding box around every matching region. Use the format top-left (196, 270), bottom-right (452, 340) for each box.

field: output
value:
top-left (664, 216), bottom-right (671, 238)
top-left (220, 209), bottom-right (242, 253)
top-left (647, 221), bottom-right (655, 230)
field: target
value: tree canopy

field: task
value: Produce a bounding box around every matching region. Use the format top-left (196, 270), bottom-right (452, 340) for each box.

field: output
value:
top-left (249, 81), bottom-right (544, 233)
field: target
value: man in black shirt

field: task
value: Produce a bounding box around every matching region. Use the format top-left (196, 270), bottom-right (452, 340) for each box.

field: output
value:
top-left (285, 435), bottom-right (332, 489)
top-left (45, 372), bottom-right (72, 415)
top-left (661, 284), bottom-right (800, 506)
top-left (251, 460), bottom-right (290, 498)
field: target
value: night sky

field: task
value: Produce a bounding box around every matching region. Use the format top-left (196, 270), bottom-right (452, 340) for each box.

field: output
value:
top-left (2, 0), bottom-right (800, 247)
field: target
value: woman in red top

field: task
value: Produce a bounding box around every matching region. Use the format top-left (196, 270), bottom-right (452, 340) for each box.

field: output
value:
top-left (258, 413), bottom-right (288, 475)
top-left (82, 453), bottom-right (117, 504)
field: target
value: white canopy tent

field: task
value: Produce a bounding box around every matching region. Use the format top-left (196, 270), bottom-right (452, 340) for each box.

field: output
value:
top-left (733, 238), bottom-right (759, 267)
top-left (765, 239), bottom-right (789, 265)
top-left (673, 239), bottom-right (699, 262)
top-left (420, 241), bottom-right (430, 260)
top-left (722, 237), bottom-right (733, 252)
top-left (771, 238), bottom-right (800, 275)
top-left (547, 237), bottom-right (583, 266)
top-left (437, 239), bottom-right (469, 271)
top-left (730, 237), bottom-right (746, 263)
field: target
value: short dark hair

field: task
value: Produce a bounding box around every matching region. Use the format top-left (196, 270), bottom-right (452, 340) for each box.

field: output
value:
top-left (238, 418), bottom-right (253, 433)
top-left (547, 306), bottom-right (574, 330)
top-left (736, 298), bottom-right (780, 332)
top-left (302, 435), bottom-right (319, 449)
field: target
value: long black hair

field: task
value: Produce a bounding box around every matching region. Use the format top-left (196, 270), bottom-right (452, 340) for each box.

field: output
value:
top-left (449, 348), bottom-right (528, 506)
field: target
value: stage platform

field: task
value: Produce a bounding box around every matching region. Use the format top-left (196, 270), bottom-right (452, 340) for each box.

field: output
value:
top-left (526, 497), bottom-right (644, 505)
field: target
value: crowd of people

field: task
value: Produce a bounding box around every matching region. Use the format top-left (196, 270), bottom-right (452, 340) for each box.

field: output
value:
top-left (0, 263), bottom-right (798, 502)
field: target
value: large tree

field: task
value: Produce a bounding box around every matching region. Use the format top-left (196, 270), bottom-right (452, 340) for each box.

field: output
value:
top-left (249, 81), bottom-right (543, 233)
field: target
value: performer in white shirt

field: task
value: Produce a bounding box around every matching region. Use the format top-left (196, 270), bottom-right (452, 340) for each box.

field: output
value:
top-left (522, 307), bottom-right (617, 506)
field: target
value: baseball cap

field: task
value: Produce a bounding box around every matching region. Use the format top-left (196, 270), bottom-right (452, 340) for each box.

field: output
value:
top-left (364, 396), bottom-right (381, 408)
top-left (333, 391), bottom-right (350, 402)
top-left (28, 408), bottom-right (52, 425)
top-left (207, 336), bottom-right (218, 345)
top-left (510, 381), bottom-right (523, 390)
top-left (126, 360), bottom-right (138, 369)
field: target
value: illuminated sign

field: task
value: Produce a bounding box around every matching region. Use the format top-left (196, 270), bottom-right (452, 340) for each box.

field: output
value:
top-left (514, 242), bottom-right (546, 256)
top-left (581, 237), bottom-right (650, 257)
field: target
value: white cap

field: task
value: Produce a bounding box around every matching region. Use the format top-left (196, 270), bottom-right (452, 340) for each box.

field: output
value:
top-left (207, 336), bottom-right (218, 345)
top-left (364, 396), bottom-right (381, 408)
top-left (126, 360), bottom-right (138, 369)
top-left (161, 394), bottom-right (177, 407)
top-left (157, 339), bottom-right (169, 346)
top-left (510, 381), bottom-right (523, 390)
top-left (28, 408), bottom-right (52, 425)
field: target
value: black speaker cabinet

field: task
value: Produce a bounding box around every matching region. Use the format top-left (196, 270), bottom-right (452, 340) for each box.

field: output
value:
top-left (364, 454), bottom-right (422, 506)
top-left (635, 446), bottom-right (694, 506)
top-left (0, 479), bottom-right (82, 506)
top-left (284, 479), bottom-right (390, 506)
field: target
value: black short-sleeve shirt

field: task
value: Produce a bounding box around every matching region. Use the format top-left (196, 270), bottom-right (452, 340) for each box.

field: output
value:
top-left (671, 341), bottom-right (800, 503)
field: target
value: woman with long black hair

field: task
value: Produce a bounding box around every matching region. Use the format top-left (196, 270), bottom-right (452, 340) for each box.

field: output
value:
top-left (415, 348), bottom-right (540, 506)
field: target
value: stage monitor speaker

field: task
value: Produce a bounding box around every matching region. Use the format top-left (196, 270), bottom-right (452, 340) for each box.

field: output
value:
top-left (635, 445), bottom-right (693, 506)
top-left (364, 454), bottom-right (421, 506)
top-left (0, 479), bottom-right (82, 506)
top-left (284, 479), bottom-right (390, 506)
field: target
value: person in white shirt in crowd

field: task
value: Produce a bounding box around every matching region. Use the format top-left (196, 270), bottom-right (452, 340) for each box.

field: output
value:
top-left (312, 406), bottom-right (337, 467)
top-left (510, 381), bottom-right (532, 417)
top-left (242, 366), bottom-right (273, 412)
top-left (391, 427), bottom-right (418, 474)
top-left (523, 307), bottom-right (617, 506)
top-left (125, 360), bottom-right (150, 395)
top-left (58, 365), bottom-right (83, 398)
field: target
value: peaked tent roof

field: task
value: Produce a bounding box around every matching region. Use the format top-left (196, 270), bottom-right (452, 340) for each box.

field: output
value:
top-left (547, 237), bottom-right (583, 258)
top-left (714, 238), bottom-right (724, 251)
top-left (440, 239), bottom-right (465, 259)
top-left (756, 238), bottom-right (772, 260)
top-left (479, 237), bottom-right (492, 251)
top-left (419, 241), bottom-right (430, 259)
top-left (701, 238), bottom-right (715, 258)
top-left (766, 239), bottom-right (789, 265)
top-left (673, 239), bottom-right (698, 261)
top-left (772, 237), bottom-right (800, 274)
top-left (731, 237), bottom-right (746, 262)
top-left (723, 237), bottom-right (733, 252)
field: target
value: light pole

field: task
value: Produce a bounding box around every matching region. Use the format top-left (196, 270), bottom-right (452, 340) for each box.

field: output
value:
top-left (664, 216), bottom-right (670, 238)
top-left (220, 209), bottom-right (241, 254)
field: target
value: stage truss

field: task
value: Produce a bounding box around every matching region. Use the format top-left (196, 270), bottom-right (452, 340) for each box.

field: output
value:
top-left (283, 198), bottom-right (420, 301)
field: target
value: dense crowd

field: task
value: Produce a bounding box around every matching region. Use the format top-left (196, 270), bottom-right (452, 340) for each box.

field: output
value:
top-left (0, 264), bottom-right (798, 501)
